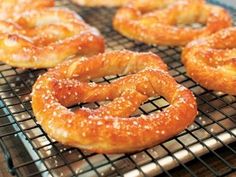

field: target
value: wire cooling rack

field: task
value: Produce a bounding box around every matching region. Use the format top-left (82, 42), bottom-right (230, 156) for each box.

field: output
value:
top-left (0, 0), bottom-right (236, 177)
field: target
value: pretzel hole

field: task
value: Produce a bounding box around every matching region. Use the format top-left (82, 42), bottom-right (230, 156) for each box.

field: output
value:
top-left (138, 1), bottom-right (210, 30)
top-left (68, 96), bottom-right (170, 118)
top-left (132, 96), bottom-right (170, 117)
top-left (63, 75), bottom-right (170, 118)
top-left (91, 74), bottom-right (126, 83)
top-left (177, 22), bottom-right (204, 29)
top-left (15, 10), bottom-right (89, 46)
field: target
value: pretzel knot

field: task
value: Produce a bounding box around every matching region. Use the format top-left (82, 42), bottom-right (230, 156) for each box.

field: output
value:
top-left (0, 8), bottom-right (104, 68)
top-left (32, 51), bottom-right (197, 154)
top-left (113, 0), bottom-right (232, 46)
top-left (182, 27), bottom-right (236, 95)
top-left (0, 0), bottom-right (54, 20)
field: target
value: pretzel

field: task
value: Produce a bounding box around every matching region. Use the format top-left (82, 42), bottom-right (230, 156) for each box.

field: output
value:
top-left (32, 50), bottom-right (197, 154)
top-left (182, 27), bottom-right (236, 95)
top-left (0, 0), bottom-right (54, 20)
top-left (113, 0), bottom-right (232, 46)
top-left (0, 8), bottom-right (105, 68)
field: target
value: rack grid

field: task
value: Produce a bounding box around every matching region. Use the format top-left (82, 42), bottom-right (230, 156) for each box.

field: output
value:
top-left (0, 0), bottom-right (235, 177)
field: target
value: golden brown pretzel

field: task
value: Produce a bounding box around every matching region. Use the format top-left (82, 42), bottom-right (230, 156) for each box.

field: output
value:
top-left (32, 50), bottom-right (197, 154)
top-left (182, 27), bottom-right (236, 95)
top-left (113, 0), bottom-right (232, 46)
top-left (0, 0), bottom-right (54, 20)
top-left (0, 8), bottom-right (105, 68)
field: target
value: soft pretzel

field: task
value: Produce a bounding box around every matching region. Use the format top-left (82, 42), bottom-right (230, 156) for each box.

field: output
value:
top-left (32, 50), bottom-right (197, 154)
top-left (0, 8), bottom-right (105, 68)
top-left (182, 27), bottom-right (236, 95)
top-left (113, 0), bottom-right (232, 46)
top-left (0, 0), bottom-right (54, 20)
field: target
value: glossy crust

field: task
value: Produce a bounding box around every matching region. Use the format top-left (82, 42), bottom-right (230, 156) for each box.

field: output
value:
top-left (70, 0), bottom-right (174, 8)
top-left (0, 8), bottom-right (105, 68)
top-left (0, 0), bottom-right (54, 20)
top-left (70, 0), bottom-right (129, 7)
top-left (32, 50), bottom-right (197, 154)
top-left (113, 0), bottom-right (232, 46)
top-left (127, 0), bottom-right (175, 12)
top-left (182, 27), bottom-right (236, 95)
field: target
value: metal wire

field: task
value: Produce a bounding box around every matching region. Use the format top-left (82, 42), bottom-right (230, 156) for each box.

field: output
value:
top-left (0, 0), bottom-right (235, 177)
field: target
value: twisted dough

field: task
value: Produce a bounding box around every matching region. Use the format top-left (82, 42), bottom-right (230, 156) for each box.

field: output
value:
top-left (32, 50), bottom-right (197, 154)
top-left (0, 8), bottom-right (104, 68)
top-left (113, 0), bottom-right (232, 46)
top-left (182, 27), bottom-right (236, 95)
top-left (0, 0), bottom-right (54, 20)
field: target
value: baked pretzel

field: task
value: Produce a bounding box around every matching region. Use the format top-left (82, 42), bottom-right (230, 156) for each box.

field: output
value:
top-left (0, 8), bottom-right (105, 68)
top-left (32, 50), bottom-right (197, 154)
top-left (182, 27), bottom-right (236, 95)
top-left (113, 0), bottom-right (232, 46)
top-left (0, 0), bottom-right (54, 20)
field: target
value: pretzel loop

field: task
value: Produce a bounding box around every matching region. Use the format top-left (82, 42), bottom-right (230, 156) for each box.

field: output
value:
top-left (0, 0), bottom-right (54, 20)
top-left (113, 0), bottom-right (232, 46)
top-left (0, 8), bottom-right (104, 68)
top-left (32, 51), bottom-right (197, 153)
top-left (182, 27), bottom-right (236, 95)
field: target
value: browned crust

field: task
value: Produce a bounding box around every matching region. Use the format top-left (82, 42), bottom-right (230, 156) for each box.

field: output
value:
top-left (113, 0), bottom-right (232, 46)
top-left (182, 27), bottom-right (236, 95)
top-left (70, 0), bottom-right (129, 7)
top-left (0, 8), bottom-right (105, 68)
top-left (32, 50), bottom-right (197, 154)
top-left (0, 0), bottom-right (55, 20)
